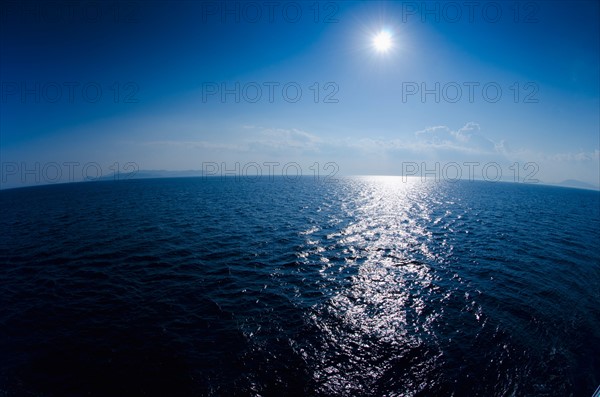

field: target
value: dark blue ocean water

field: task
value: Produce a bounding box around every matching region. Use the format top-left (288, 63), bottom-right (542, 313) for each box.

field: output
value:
top-left (1, 176), bottom-right (599, 396)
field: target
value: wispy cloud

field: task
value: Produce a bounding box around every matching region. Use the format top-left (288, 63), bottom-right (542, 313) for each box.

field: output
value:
top-left (142, 140), bottom-right (247, 151)
top-left (137, 123), bottom-right (599, 186)
top-left (142, 127), bottom-right (323, 153)
top-left (409, 122), bottom-right (497, 153)
top-left (142, 123), bottom-right (599, 165)
top-left (337, 122), bottom-right (500, 155)
top-left (252, 127), bottom-right (322, 151)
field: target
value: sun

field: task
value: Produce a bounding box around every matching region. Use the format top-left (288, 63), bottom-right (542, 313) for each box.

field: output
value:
top-left (373, 31), bottom-right (393, 53)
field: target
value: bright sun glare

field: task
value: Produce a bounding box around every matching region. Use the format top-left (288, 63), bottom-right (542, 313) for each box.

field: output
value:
top-left (373, 31), bottom-right (393, 53)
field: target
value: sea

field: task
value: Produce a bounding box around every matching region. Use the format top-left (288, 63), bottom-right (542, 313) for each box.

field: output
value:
top-left (1, 176), bottom-right (599, 396)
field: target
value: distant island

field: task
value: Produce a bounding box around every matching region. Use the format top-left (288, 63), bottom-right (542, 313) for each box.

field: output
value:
top-left (100, 170), bottom-right (600, 191)
top-left (554, 179), bottom-right (600, 191)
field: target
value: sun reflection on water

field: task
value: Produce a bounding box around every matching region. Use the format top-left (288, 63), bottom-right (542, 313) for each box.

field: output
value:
top-left (298, 177), bottom-right (452, 394)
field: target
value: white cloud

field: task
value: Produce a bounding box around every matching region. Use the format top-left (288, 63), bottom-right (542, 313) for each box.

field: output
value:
top-left (412, 122), bottom-right (497, 153)
top-left (253, 128), bottom-right (322, 150)
top-left (137, 123), bottom-right (599, 186)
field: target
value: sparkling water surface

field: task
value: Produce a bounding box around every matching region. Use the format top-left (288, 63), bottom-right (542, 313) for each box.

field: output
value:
top-left (1, 176), bottom-right (599, 396)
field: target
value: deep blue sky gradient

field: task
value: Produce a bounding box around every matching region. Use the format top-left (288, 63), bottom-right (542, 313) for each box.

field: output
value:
top-left (1, 1), bottom-right (598, 187)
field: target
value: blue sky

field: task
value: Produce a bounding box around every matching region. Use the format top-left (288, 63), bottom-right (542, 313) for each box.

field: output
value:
top-left (1, 1), bottom-right (599, 188)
